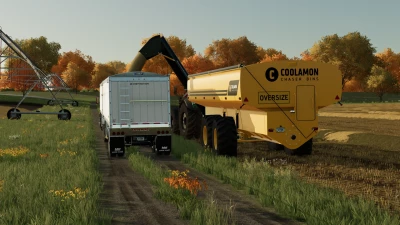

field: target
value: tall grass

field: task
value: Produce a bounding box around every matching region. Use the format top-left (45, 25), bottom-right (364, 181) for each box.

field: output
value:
top-left (127, 148), bottom-right (235, 225)
top-left (171, 135), bottom-right (400, 225)
top-left (0, 105), bottom-right (111, 224)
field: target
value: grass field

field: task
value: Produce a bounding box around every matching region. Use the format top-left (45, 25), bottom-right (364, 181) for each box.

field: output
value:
top-left (1, 91), bottom-right (399, 224)
top-left (0, 104), bottom-right (111, 224)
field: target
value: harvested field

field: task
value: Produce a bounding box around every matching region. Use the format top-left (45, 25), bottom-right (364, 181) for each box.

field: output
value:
top-left (238, 103), bottom-right (400, 217)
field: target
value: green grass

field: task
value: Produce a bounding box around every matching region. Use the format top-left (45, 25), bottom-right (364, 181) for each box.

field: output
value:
top-left (170, 135), bottom-right (400, 225)
top-left (341, 92), bottom-right (400, 103)
top-left (0, 105), bottom-right (111, 224)
top-left (127, 147), bottom-right (235, 225)
top-left (0, 91), bottom-right (98, 106)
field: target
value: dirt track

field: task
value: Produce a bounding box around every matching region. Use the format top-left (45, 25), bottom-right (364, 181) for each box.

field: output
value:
top-left (90, 104), bottom-right (187, 225)
top-left (137, 146), bottom-right (302, 225)
top-left (90, 103), bottom-right (302, 225)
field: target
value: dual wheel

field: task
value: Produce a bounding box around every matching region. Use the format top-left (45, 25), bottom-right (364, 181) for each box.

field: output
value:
top-left (199, 115), bottom-right (237, 157)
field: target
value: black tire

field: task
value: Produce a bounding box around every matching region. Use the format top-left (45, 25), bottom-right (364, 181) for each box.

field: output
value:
top-left (7, 108), bottom-right (21, 120)
top-left (171, 106), bottom-right (180, 135)
top-left (58, 109), bottom-right (71, 120)
top-left (284, 138), bottom-right (313, 156)
top-left (267, 142), bottom-right (284, 151)
top-left (47, 100), bottom-right (54, 106)
top-left (200, 115), bottom-right (221, 148)
top-left (211, 117), bottom-right (237, 157)
top-left (179, 103), bottom-right (202, 139)
top-left (72, 101), bottom-right (78, 107)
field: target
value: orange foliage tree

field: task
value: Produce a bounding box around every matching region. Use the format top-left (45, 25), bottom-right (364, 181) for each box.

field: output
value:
top-left (204, 36), bottom-right (261, 68)
top-left (300, 50), bottom-right (313, 61)
top-left (1, 36), bottom-right (61, 94)
top-left (51, 50), bottom-right (94, 90)
top-left (259, 50), bottom-right (288, 62)
top-left (375, 48), bottom-right (400, 84)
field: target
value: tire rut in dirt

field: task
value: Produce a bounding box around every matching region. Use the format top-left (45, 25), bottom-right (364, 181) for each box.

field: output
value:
top-left (136, 145), bottom-right (303, 225)
top-left (90, 104), bottom-right (187, 225)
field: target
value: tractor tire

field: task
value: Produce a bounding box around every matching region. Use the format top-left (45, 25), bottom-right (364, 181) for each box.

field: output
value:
top-left (211, 117), bottom-right (237, 157)
top-left (199, 115), bottom-right (221, 148)
top-left (267, 142), bottom-right (284, 151)
top-left (171, 106), bottom-right (180, 135)
top-left (284, 138), bottom-right (313, 156)
top-left (179, 103), bottom-right (202, 140)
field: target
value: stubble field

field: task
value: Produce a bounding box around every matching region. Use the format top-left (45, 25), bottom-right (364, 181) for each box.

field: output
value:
top-left (238, 102), bottom-right (400, 217)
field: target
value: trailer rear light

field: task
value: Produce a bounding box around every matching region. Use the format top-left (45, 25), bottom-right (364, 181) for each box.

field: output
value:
top-left (268, 129), bottom-right (274, 132)
top-left (244, 97), bottom-right (248, 102)
top-left (157, 131), bottom-right (160, 134)
top-left (117, 132), bottom-right (120, 135)
top-left (313, 127), bottom-right (318, 131)
top-left (112, 132), bottom-right (115, 135)
top-left (121, 131), bottom-right (125, 135)
top-left (161, 131), bottom-right (165, 134)
top-left (166, 131), bottom-right (169, 134)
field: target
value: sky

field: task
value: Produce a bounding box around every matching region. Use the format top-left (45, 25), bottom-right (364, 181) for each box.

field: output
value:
top-left (1, 0), bottom-right (399, 64)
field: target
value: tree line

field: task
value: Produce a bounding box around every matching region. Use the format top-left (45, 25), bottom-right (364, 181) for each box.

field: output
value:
top-left (0, 31), bottom-right (399, 100)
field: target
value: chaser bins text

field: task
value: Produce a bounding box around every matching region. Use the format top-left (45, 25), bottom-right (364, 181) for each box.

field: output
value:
top-left (281, 68), bottom-right (319, 81)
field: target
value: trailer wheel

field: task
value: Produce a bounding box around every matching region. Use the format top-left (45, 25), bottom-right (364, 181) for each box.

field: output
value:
top-left (211, 117), bottom-right (237, 157)
top-left (171, 106), bottom-right (180, 135)
top-left (7, 108), bottom-right (21, 120)
top-left (200, 115), bottom-right (221, 148)
top-left (48, 100), bottom-right (54, 106)
top-left (58, 109), bottom-right (71, 120)
top-left (72, 101), bottom-right (78, 107)
top-left (267, 142), bottom-right (284, 151)
top-left (284, 139), bottom-right (313, 156)
top-left (179, 104), bottom-right (202, 139)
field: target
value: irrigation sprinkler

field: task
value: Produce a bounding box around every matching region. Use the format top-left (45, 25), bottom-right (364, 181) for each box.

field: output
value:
top-left (0, 28), bottom-right (77, 120)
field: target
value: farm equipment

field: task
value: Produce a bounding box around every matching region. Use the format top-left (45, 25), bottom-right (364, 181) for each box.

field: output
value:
top-left (0, 28), bottom-right (77, 120)
top-left (99, 72), bottom-right (172, 157)
top-left (128, 34), bottom-right (343, 156)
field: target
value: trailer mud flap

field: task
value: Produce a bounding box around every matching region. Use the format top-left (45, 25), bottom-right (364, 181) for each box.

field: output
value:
top-left (154, 135), bottom-right (171, 153)
top-left (109, 137), bottom-right (125, 154)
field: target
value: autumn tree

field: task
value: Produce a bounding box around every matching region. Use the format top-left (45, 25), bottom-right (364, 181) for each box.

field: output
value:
top-left (260, 50), bottom-right (288, 62)
top-left (91, 61), bottom-right (127, 89)
top-left (51, 50), bottom-right (94, 89)
top-left (309, 32), bottom-right (376, 89)
top-left (300, 50), bottom-right (313, 61)
top-left (106, 60), bottom-right (126, 74)
top-left (62, 62), bottom-right (87, 94)
top-left (3, 36), bottom-right (61, 94)
top-left (204, 36), bottom-right (261, 68)
top-left (365, 65), bottom-right (398, 101)
top-left (375, 48), bottom-right (400, 83)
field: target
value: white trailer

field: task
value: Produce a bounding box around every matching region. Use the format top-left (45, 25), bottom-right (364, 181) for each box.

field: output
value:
top-left (99, 71), bottom-right (172, 157)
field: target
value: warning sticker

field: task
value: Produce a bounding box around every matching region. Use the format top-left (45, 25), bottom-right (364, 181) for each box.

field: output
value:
top-left (258, 91), bottom-right (290, 104)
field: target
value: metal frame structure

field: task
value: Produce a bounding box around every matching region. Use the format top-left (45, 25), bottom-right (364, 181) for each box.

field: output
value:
top-left (0, 27), bottom-right (76, 120)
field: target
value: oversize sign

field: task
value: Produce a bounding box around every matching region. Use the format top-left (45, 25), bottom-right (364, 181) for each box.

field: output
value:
top-left (258, 91), bottom-right (290, 104)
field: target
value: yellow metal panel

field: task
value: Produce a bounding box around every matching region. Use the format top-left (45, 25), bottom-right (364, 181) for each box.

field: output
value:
top-left (296, 85), bottom-right (316, 121)
top-left (193, 60), bottom-right (342, 149)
